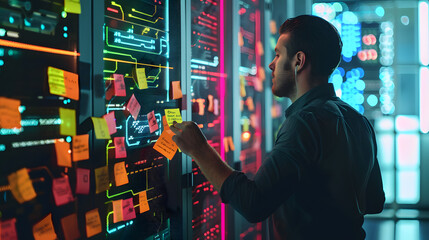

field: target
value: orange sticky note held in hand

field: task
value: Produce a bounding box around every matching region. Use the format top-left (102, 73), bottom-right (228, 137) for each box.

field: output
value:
top-left (85, 209), bottom-right (102, 238)
top-left (171, 81), bottom-right (183, 100)
top-left (0, 97), bottom-right (21, 129)
top-left (33, 214), bottom-right (57, 240)
top-left (72, 134), bottom-right (89, 161)
top-left (139, 191), bottom-right (150, 213)
top-left (61, 213), bottom-right (81, 240)
top-left (114, 161), bottom-right (129, 186)
top-left (153, 129), bottom-right (178, 160)
top-left (55, 140), bottom-right (72, 167)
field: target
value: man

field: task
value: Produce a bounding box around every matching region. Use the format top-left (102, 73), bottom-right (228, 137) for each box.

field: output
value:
top-left (170, 15), bottom-right (385, 239)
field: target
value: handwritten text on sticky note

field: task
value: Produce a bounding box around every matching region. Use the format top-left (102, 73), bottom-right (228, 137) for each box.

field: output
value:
top-left (164, 108), bottom-right (182, 126)
top-left (85, 209), bottom-right (102, 238)
top-left (126, 94), bottom-right (141, 121)
top-left (95, 166), bottom-right (109, 194)
top-left (139, 191), bottom-right (150, 213)
top-left (52, 176), bottom-right (74, 206)
top-left (8, 168), bottom-right (37, 203)
top-left (91, 117), bottom-right (111, 139)
top-left (114, 137), bottom-right (127, 159)
top-left (153, 129), bottom-right (177, 160)
top-left (72, 134), bottom-right (89, 161)
top-left (147, 111), bottom-right (159, 133)
top-left (113, 74), bottom-right (126, 97)
top-left (32, 214), bottom-right (57, 240)
top-left (114, 161), bottom-right (129, 186)
top-left (48, 66), bottom-right (79, 100)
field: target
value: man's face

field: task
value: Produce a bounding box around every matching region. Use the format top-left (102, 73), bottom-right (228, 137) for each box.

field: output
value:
top-left (269, 33), bottom-right (295, 98)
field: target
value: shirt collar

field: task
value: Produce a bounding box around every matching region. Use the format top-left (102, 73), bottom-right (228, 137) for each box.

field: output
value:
top-left (285, 83), bottom-right (336, 117)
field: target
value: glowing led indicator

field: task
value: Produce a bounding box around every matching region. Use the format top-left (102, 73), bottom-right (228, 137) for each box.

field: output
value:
top-left (375, 6), bottom-right (385, 17)
top-left (0, 29), bottom-right (5, 37)
top-left (66, 136), bottom-right (72, 142)
top-left (9, 16), bottom-right (14, 24)
top-left (63, 26), bottom-right (68, 31)
top-left (63, 33), bottom-right (68, 38)
top-left (61, 11), bottom-right (67, 18)
top-left (41, 24), bottom-right (45, 30)
top-left (0, 59), bottom-right (4, 66)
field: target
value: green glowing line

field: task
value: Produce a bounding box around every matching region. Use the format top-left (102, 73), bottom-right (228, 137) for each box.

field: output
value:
top-left (111, 1), bottom-right (124, 20)
top-left (105, 16), bottom-right (166, 33)
top-left (103, 60), bottom-right (118, 73)
top-left (128, 14), bottom-right (163, 24)
top-left (132, 5), bottom-right (157, 17)
top-left (104, 49), bottom-right (138, 63)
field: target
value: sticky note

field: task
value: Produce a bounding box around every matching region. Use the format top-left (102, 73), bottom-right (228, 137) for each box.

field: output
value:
top-left (1, 218), bottom-right (17, 240)
top-left (213, 99), bottom-right (219, 116)
top-left (246, 97), bottom-right (255, 111)
top-left (126, 94), bottom-right (141, 121)
top-left (228, 136), bottom-right (235, 151)
top-left (85, 209), bottom-right (102, 238)
top-left (95, 166), bottom-right (109, 194)
top-left (59, 108), bottom-right (76, 136)
top-left (114, 137), bottom-right (127, 159)
top-left (72, 134), bottom-right (89, 161)
top-left (240, 75), bottom-right (246, 97)
top-left (257, 41), bottom-right (264, 55)
top-left (223, 137), bottom-right (230, 153)
top-left (164, 108), bottom-right (182, 126)
top-left (32, 214), bottom-right (57, 240)
top-left (52, 176), bottom-right (74, 206)
top-left (76, 168), bottom-right (90, 195)
top-left (134, 67), bottom-right (148, 90)
top-left (0, 97), bottom-right (21, 129)
top-left (103, 111), bottom-right (117, 135)
top-left (162, 116), bottom-right (169, 131)
top-left (113, 74), bottom-right (126, 97)
top-left (112, 199), bottom-right (123, 223)
top-left (8, 168), bottom-right (36, 203)
top-left (91, 117), bottom-right (111, 139)
top-left (171, 81), bottom-right (183, 100)
top-left (122, 198), bottom-right (136, 221)
top-left (55, 140), bottom-right (72, 167)
top-left (270, 20), bottom-right (277, 34)
top-left (147, 111), bottom-right (159, 133)
top-left (114, 161), bottom-right (128, 186)
top-left (238, 31), bottom-right (244, 47)
top-left (153, 129), bottom-right (177, 160)
top-left (196, 99), bottom-right (205, 116)
top-left (64, 0), bottom-right (81, 14)
top-left (61, 213), bottom-right (81, 240)
top-left (139, 191), bottom-right (150, 213)
top-left (258, 66), bottom-right (266, 82)
top-left (207, 95), bottom-right (214, 112)
top-left (48, 66), bottom-right (79, 100)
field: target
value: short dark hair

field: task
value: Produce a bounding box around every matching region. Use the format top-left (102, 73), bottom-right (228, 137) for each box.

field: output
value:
top-left (279, 15), bottom-right (343, 78)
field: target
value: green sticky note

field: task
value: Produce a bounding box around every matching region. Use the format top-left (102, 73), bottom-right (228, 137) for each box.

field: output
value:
top-left (60, 108), bottom-right (76, 136)
top-left (91, 117), bottom-right (111, 139)
top-left (164, 108), bottom-right (183, 126)
top-left (135, 68), bottom-right (148, 90)
top-left (64, 0), bottom-right (81, 14)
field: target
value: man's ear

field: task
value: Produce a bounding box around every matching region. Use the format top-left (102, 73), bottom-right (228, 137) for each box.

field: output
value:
top-left (295, 51), bottom-right (306, 71)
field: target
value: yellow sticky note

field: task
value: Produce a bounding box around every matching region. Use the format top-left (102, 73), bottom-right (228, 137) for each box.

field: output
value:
top-left (91, 117), bottom-right (111, 139)
top-left (64, 0), bottom-right (81, 14)
top-left (33, 214), bottom-right (57, 240)
top-left (59, 108), bottom-right (76, 136)
top-left (139, 191), bottom-right (150, 213)
top-left (72, 134), bottom-right (89, 161)
top-left (153, 129), bottom-right (178, 160)
top-left (114, 161), bottom-right (129, 186)
top-left (240, 75), bottom-right (246, 97)
top-left (48, 67), bottom-right (79, 100)
top-left (134, 68), bottom-right (148, 90)
top-left (0, 97), bottom-right (21, 129)
top-left (8, 168), bottom-right (37, 203)
top-left (164, 108), bottom-right (182, 126)
top-left (55, 140), bottom-right (72, 167)
top-left (95, 166), bottom-right (110, 194)
top-left (85, 209), bottom-right (102, 238)
top-left (171, 81), bottom-right (183, 100)
top-left (112, 199), bottom-right (123, 223)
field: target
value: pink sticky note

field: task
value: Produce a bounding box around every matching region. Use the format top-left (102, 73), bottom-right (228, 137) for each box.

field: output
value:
top-left (113, 74), bottom-right (126, 97)
top-left (147, 111), bottom-right (159, 133)
top-left (1, 218), bottom-right (18, 240)
top-left (114, 137), bottom-right (127, 159)
top-left (126, 94), bottom-right (141, 121)
top-left (103, 112), bottom-right (117, 135)
top-left (52, 176), bottom-right (74, 206)
top-left (122, 198), bottom-right (136, 221)
top-left (75, 168), bottom-right (90, 195)
top-left (214, 99), bottom-right (219, 116)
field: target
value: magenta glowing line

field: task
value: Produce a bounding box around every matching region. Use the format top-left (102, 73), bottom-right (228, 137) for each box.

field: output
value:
top-left (220, 0), bottom-right (226, 239)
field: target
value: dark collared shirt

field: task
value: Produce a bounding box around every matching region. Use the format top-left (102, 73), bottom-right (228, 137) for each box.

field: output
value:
top-left (221, 83), bottom-right (385, 240)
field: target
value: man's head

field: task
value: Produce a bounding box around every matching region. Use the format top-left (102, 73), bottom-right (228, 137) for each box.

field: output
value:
top-left (269, 15), bottom-right (342, 99)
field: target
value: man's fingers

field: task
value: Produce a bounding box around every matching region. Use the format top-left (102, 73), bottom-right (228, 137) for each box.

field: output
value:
top-left (169, 125), bottom-right (181, 135)
top-left (171, 121), bottom-right (185, 130)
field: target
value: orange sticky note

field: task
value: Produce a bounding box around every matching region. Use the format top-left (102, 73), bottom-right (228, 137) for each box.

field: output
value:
top-left (147, 111), bottom-right (159, 133)
top-left (55, 140), bottom-right (72, 167)
top-left (48, 66), bottom-right (79, 100)
top-left (1, 218), bottom-right (18, 240)
top-left (95, 166), bottom-right (109, 194)
top-left (256, 41), bottom-right (264, 55)
top-left (228, 136), bottom-right (235, 151)
top-left (246, 97), bottom-right (255, 111)
top-left (258, 66), bottom-right (266, 82)
top-left (238, 31), bottom-right (244, 47)
top-left (32, 214), bottom-right (57, 240)
top-left (171, 81), bottom-right (183, 100)
top-left (85, 209), bottom-right (102, 238)
top-left (61, 213), bottom-right (81, 240)
top-left (59, 108), bottom-right (76, 136)
top-left (196, 99), bottom-right (205, 116)
top-left (153, 129), bottom-right (178, 160)
top-left (139, 191), bottom-right (150, 213)
top-left (8, 168), bottom-right (37, 203)
top-left (114, 137), bottom-right (127, 159)
top-left (113, 74), bottom-right (126, 97)
top-left (72, 134), bottom-right (89, 161)
top-left (162, 116), bottom-right (169, 131)
top-left (52, 176), bottom-right (74, 206)
top-left (164, 108), bottom-right (183, 126)
top-left (75, 168), bottom-right (90, 195)
top-left (122, 198), bottom-right (136, 221)
top-left (114, 161), bottom-right (128, 186)
top-left (126, 94), bottom-right (141, 121)
top-left (134, 67), bottom-right (148, 90)
top-left (91, 117), bottom-right (111, 139)
top-left (207, 95), bottom-right (214, 112)
top-left (112, 199), bottom-right (123, 223)
top-left (0, 97), bottom-right (21, 129)
top-left (270, 20), bottom-right (277, 34)
top-left (103, 111), bottom-right (117, 135)
top-left (223, 137), bottom-right (230, 153)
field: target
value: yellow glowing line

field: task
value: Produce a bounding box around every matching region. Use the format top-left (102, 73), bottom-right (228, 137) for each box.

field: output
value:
top-left (105, 15), bottom-right (166, 33)
top-left (0, 39), bottom-right (80, 57)
top-left (128, 14), bottom-right (164, 24)
top-left (111, 1), bottom-right (124, 20)
top-left (132, 5), bottom-right (157, 17)
top-left (104, 58), bottom-right (173, 69)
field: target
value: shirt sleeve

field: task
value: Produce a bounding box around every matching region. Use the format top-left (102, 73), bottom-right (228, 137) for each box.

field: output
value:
top-left (220, 113), bottom-right (321, 223)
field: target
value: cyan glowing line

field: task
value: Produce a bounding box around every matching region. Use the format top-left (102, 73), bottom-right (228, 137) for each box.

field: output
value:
top-left (190, 56), bottom-right (219, 67)
top-left (191, 76), bottom-right (208, 80)
top-left (190, 64), bottom-right (199, 68)
top-left (125, 115), bottom-right (140, 146)
top-left (419, 1), bottom-right (429, 66)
